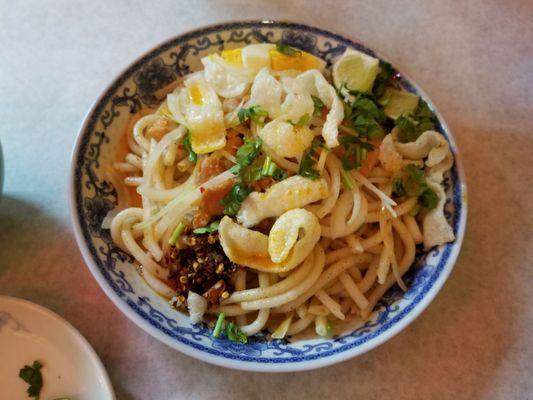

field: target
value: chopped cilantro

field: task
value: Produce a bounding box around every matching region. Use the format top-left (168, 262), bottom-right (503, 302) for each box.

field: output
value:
top-left (237, 105), bottom-right (268, 124)
top-left (311, 95), bottom-right (324, 117)
top-left (230, 138), bottom-right (263, 176)
top-left (226, 322), bottom-right (248, 343)
top-left (239, 155), bottom-right (287, 183)
top-left (19, 360), bottom-right (43, 399)
top-left (275, 42), bottom-right (302, 56)
top-left (392, 178), bottom-right (406, 197)
top-left (182, 132), bottom-right (197, 163)
top-left (236, 138), bottom-right (262, 166)
top-left (193, 220), bottom-right (220, 234)
top-left (241, 165), bottom-right (263, 182)
top-left (395, 100), bottom-right (437, 143)
top-left (222, 138), bottom-right (289, 215)
top-left (221, 182), bottom-right (252, 216)
top-left (260, 155), bottom-right (287, 180)
top-left (372, 61), bottom-right (396, 98)
top-left (298, 138), bottom-right (324, 179)
top-left (212, 313), bottom-right (225, 338)
top-left (168, 222), bottom-right (186, 245)
top-left (392, 164), bottom-right (439, 211)
top-left (420, 186), bottom-right (439, 210)
top-left (339, 89), bottom-right (387, 139)
top-left (338, 134), bottom-right (374, 171)
top-left (352, 113), bottom-right (385, 139)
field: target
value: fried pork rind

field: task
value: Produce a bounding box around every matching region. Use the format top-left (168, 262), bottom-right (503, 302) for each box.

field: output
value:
top-left (237, 175), bottom-right (329, 228)
top-left (219, 209), bottom-right (321, 273)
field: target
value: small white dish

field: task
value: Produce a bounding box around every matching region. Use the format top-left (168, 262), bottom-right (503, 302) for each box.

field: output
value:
top-left (0, 296), bottom-right (115, 400)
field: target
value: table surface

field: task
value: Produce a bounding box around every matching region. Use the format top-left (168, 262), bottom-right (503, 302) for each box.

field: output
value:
top-left (1, 1), bottom-right (532, 399)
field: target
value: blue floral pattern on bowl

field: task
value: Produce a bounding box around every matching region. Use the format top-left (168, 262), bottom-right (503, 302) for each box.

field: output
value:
top-left (70, 21), bottom-right (467, 371)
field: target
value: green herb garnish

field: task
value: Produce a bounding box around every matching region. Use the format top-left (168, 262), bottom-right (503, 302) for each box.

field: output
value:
top-left (395, 100), bottom-right (436, 143)
top-left (298, 138), bottom-right (324, 179)
top-left (372, 61), bottom-right (395, 98)
top-left (275, 42), bottom-right (302, 56)
top-left (339, 88), bottom-right (387, 139)
top-left (212, 313), bottom-right (225, 338)
top-left (419, 185), bottom-right (439, 210)
top-left (168, 221), bottom-right (186, 245)
top-left (241, 165), bottom-right (263, 182)
top-left (338, 134), bottom-right (374, 170)
top-left (288, 113), bottom-right (311, 127)
top-left (234, 138), bottom-right (263, 168)
top-left (260, 155), bottom-right (286, 181)
top-left (193, 220), bottom-right (220, 234)
top-left (311, 95), bottom-right (324, 117)
top-left (392, 164), bottom-right (439, 211)
top-left (237, 105), bottom-right (268, 124)
top-left (222, 138), bottom-right (289, 215)
top-left (221, 182), bottom-right (252, 216)
top-left (19, 360), bottom-right (43, 399)
top-left (225, 322), bottom-right (248, 343)
top-left (340, 169), bottom-right (355, 190)
top-left (230, 138), bottom-right (263, 176)
top-left (182, 132), bottom-right (197, 162)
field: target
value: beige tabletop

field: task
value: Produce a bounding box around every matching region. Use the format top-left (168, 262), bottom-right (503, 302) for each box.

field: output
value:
top-left (1, 1), bottom-right (532, 399)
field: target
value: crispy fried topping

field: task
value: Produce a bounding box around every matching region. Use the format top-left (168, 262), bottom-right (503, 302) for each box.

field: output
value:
top-left (165, 232), bottom-right (241, 306)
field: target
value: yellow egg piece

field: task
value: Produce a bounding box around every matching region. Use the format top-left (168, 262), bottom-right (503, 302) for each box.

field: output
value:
top-left (221, 48), bottom-right (243, 65)
top-left (269, 48), bottom-right (325, 72)
top-left (183, 74), bottom-right (226, 154)
top-left (188, 84), bottom-right (204, 105)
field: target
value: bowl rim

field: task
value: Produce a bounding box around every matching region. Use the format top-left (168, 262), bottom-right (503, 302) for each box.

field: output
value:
top-left (68, 19), bottom-right (468, 372)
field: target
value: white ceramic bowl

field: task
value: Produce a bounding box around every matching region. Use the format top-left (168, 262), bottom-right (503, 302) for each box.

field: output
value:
top-left (0, 296), bottom-right (115, 399)
top-left (69, 21), bottom-right (467, 372)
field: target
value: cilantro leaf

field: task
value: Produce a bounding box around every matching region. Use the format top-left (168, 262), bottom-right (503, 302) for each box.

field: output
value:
top-left (395, 100), bottom-right (437, 143)
top-left (402, 164), bottom-right (426, 196)
top-left (19, 360), bottom-right (43, 399)
top-left (352, 114), bottom-right (385, 139)
top-left (241, 165), bottom-right (263, 182)
top-left (420, 186), bottom-right (439, 210)
top-left (275, 42), bottom-right (302, 56)
top-left (311, 95), bottom-right (324, 117)
top-left (298, 138), bottom-right (324, 179)
top-left (392, 164), bottom-right (439, 211)
top-left (230, 138), bottom-right (263, 176)
top-left (395, 115), bottom-right (417, 143)
top-left (193, 220), bottom-right (220, 234)
top-left (241, 156), bottom-right (287, 183)
top-left (271, 166), bottom-right (288, 181)
top-left (237, 105), bottom-right (268, 124)
top-left (392, 178), bottom-right (406, 197)
top-left (221, 183), bottom-right (252, 216)
top-left (261, 155), bottom-right (287, 181)
top-left (182, 132), bottom-right (197, 162)
top-left (339, 135), bottom-right (374, 170)
top-left (225, 322), bottom-right (248, 343)
top-left (372, 61), bottom-right (396, 98)
top-left (339, 90), bottom-right (387, 139)
top-left (299, 151), bottom-right (320, 179)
